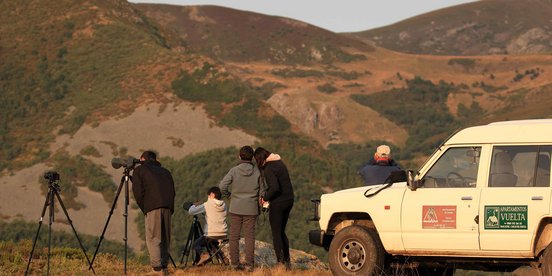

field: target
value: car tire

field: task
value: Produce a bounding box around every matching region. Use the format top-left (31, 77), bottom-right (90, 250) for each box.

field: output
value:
top-left (328, 225), bottom-right (385, 276)
top-left (540, 243), bottom-right (552, 276)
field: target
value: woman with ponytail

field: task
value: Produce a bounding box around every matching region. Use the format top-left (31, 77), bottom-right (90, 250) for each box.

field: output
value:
top-left (254, 147), bottom-right (294, 269)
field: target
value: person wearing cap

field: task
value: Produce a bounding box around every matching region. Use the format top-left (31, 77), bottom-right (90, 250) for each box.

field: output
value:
top-left (358, 145), bottom-right (401, 186)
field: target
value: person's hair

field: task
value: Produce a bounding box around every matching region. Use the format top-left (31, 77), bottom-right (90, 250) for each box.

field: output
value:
top-left (141, 150), bottom-right (157, 161)
top-left (239, 146), bottom-right (254, 161)
top-left (207, 186), bottom-right (222, 200)
top-left (253, 147), bottom-right (271, 168)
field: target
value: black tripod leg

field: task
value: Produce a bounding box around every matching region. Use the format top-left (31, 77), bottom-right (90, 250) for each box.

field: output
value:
top-left (89, 176), bottom-right (125, 270)
top-left (24, 193), bottom-right (50, 276)
top-left (54, 191), bottom-right (96, 274)
top-left (169, 254), bottom-right (177, 268)
top-left (47, 189), bottom-right (54, 275)
top-left (123, 174), bottom-right (129, 275)
top-left (179, 220), bottom-right (195, 266)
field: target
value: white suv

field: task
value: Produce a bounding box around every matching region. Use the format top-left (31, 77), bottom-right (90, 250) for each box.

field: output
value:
top-left (309, 119), bottom-right (552, 275)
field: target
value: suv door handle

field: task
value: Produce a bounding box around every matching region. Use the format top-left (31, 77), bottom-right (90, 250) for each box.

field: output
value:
top-left (532, 196), bottom-right (543, 200)
top-left (461, 196), bottom-right (473, 200)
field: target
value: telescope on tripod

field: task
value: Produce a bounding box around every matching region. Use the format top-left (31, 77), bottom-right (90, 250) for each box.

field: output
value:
top-left (88, 157), bottom-right (139, 274)
top-left (25, 171), bottom-right (95, 275)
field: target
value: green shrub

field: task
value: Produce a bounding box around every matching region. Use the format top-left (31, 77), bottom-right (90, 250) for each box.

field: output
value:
top-left (317, 83), bottom-right (338, 94)
top-left (270, 68), bottom-right (324, 78)
top-left (448, 58), bottom-right (476, 71)
top-left (50, 153), bottom-right (117, 204)
top-left (351, 76), bottom-right (458, 155)
top-left (80, 145), bottom-right (101, 157)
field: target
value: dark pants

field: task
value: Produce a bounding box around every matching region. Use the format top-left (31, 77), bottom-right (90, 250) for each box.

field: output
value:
top-left (269, 200), bottom-right (294, 263)
top-left (145, 208), bottom-right (171, 269)
top-left (229, 213), bottom-right (257, 266)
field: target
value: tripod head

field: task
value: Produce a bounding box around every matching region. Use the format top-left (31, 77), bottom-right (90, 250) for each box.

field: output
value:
top-left (43, 171), bottom-right (61, 192)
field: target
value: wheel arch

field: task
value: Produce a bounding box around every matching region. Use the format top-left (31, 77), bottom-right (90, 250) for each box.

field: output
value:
top-left (328, 212), bottom-right (376, 233)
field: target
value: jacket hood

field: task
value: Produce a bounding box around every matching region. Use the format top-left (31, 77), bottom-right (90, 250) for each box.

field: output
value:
top-left (236, 161), bottom-right (255, 176)
top-left (266, 153), bottom-right (281, 162)
top-left (209, 198), bottom-right (226, 211)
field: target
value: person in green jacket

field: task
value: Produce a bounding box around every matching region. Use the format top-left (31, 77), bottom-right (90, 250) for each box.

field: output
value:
top-left (219, 146), bottom-right (261, 271)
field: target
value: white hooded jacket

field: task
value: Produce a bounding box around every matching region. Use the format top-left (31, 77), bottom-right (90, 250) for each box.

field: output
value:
top-left (188, 198), bottom-right (228, 237)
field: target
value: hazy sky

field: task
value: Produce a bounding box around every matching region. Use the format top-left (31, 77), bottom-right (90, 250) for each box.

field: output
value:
top-left (129, 0), bottom-right (478, 32)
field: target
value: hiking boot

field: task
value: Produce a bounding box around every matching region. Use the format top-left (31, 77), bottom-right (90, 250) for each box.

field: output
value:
top-left (196, 252), bottom-right (211, 266)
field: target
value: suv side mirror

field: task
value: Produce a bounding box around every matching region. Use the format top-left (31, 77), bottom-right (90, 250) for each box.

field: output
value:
top-left (406, 170), bottom-right (418, 191)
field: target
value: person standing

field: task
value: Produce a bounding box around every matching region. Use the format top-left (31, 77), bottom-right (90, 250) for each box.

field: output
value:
top-left (254, 147), bottom-right (294, 270)
top-left (358, 144), bottom-right (401, 186)
top-left (219, 146), bottom-right (261, 271)
top-left (131, 150), bottom-right (176, 274)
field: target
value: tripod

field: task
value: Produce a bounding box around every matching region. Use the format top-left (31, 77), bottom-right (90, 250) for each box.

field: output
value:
top-left (89, 166), bottom-right (132, 274)
top-left (179, 215), bottom-right (204, 266)
top-left (25, 173), bottom-right (95, 275)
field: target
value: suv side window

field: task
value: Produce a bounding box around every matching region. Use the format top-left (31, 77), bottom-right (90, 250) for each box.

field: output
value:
top-left (489, 146), bottom-right (551, 187)
top-left (422, 147), bottom-right (480, 188)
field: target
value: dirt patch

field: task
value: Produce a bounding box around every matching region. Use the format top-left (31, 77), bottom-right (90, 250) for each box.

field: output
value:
top-left (1, 101), bottom-right (257, 250)
top-left (51, 101), bottom-right (258, 160)
top-left (268, 89), bottom-right (407, 147)
top-left (0, 163), bottom-right (143, 250)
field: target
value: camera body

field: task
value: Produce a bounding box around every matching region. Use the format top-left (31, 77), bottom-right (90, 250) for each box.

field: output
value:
top-left (43, 171), bottom-right (60, 182)
top-left (111, 157), bottom-right (142, 170)
top-left (182, 201), bottom-right (194, 212)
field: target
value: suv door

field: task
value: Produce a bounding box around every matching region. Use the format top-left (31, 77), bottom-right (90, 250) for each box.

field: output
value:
top-left (480, 145), bottom-right (552, 252)
top-left (402, 146), bottom-right (483, 251)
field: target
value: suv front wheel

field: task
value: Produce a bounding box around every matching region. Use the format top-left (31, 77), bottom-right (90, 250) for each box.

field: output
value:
top-left (328, 225), bottom-right (385, 276)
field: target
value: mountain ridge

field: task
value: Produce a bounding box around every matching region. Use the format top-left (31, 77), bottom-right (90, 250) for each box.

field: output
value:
top-left (136, 3), bottom-right (373, 64)
top-left (349, 0), bottom-right (552, 55)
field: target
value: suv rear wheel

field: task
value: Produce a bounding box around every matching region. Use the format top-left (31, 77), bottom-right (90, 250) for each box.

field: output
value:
top-left (540, 243), bottom-right (552, 275)
top-left (328, 225), bottom-right (385, 275)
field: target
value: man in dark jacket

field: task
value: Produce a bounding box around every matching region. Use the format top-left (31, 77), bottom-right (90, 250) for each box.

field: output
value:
top-left (219, 146), bottom-right (260, 271)
top-left (358, 145), bottom-right (401, 186)
top-left (132, 150), bottom-right (175, 273)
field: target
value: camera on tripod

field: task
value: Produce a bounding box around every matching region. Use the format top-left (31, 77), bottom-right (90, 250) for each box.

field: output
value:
top-left (43, 171), bottom-right (60, 182)
top-left (111, 156), bottom-right (142, 170)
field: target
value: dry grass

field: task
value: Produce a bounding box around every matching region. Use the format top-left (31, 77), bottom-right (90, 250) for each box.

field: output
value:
top-left (0, 240), bottom-right (330, 276)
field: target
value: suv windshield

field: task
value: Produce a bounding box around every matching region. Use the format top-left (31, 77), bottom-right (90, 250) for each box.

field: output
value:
top-left (422, 147), bottom-right (481, 188)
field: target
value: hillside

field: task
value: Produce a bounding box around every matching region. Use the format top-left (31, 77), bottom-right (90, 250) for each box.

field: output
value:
top-left (350, 0), bottom-right (552, 55)
top-left (135, 4), bottom-right (373, 64)
top-left (1, 0), bottom-right (552, 267)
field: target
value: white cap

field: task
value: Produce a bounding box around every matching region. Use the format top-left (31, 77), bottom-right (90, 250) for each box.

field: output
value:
top-left (376, 145), bottom-right (391, 157)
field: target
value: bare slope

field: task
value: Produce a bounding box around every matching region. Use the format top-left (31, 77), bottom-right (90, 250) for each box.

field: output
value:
top-left (350, 0), bottom-right (552, 55)
top-left (135, 4), bottom-right (373, 64)
top-left (225, 47), bottom-right (552, 146)
top-left (1, 100), bottom-right (256, 250)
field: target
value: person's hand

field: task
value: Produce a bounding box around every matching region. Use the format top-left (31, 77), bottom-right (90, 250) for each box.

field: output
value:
top-left (259, 197), bottom-right (265, 206)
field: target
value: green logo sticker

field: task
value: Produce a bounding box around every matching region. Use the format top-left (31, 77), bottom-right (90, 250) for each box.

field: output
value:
top-left (484, 205), bottom-right (528, 230)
